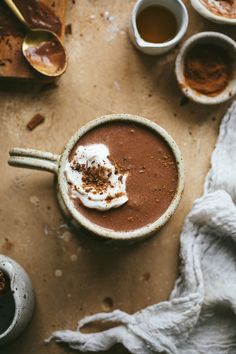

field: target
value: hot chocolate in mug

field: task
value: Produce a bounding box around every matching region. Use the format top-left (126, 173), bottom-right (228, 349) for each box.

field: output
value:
top-left (8, 114), bottom-right (185, 241)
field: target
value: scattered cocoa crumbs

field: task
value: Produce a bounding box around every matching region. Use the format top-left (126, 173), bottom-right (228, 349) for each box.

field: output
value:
top-left (142, 272), bottom-right (151, 281)
top-left (65, 23), bottom-right (72, 35)
top-left (0, 271), bottom-right (6, 293)
top-left (27, 113), bottom-right (45, 131)
top-left (109, 157), bottom-right (126, 175)
top-left (73, 162), bottom-right (115, 194)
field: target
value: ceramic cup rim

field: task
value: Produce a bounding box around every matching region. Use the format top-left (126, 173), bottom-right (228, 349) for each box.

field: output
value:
top-left (0, 255), bottom-right (34, 343)
top-left (175, 32), bottom-right (236, 105)
top-left (0, 261), bottom-right (18, 341)
top-left (190, 0), bottom-right (236, 25)
top-left (58, 114), bottom-right (185, 241)
top-left (131, 0), bottom-right (189, 49)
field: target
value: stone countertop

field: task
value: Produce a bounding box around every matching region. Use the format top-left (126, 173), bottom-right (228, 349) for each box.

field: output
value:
top-left (0, 1), bottom-right (235, 353)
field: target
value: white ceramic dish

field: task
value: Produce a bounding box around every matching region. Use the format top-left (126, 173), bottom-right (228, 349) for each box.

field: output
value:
top-left (8, 114), bottom-right (185, 241)
top-left (129, 0), bottom-right (189, 55)
top-left (0, 255), bottom-right (35, 345)
top-left (190, 0), bottom-right (236, 25)
top-left (175, 32), bottom-right (236, 105)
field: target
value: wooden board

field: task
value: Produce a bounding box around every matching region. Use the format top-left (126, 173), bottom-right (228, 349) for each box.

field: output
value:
top-left (0, 0), bottom-right (67, 80)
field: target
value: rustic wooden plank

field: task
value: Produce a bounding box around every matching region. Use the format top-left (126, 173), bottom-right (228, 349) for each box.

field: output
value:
top-left (0, 0), bottom-right (67, 80)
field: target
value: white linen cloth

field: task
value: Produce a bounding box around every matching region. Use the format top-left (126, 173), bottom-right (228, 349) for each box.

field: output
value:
top-left (47, 102), bottom-right (236, 353)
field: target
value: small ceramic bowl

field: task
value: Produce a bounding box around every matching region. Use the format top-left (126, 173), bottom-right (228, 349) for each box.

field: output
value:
top-left (129, 0), bottom-right (189, 55)
top-left (0, 255), bottom-right (35, 345)
top-left (190, 0), bottom-right (236, 25)
top-left (175, 32), bottom-right (236, 105)
top-left (8, 114), bottom-right (184, 241)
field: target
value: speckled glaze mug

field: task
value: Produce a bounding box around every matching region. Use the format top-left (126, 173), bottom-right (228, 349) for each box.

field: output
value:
top-left (8, 114), bottom-right (185, 241)
top-left (0, 255), bottom-right (35, 345)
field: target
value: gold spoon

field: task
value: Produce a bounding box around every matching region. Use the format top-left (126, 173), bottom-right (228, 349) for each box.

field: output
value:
top-left (4, 0), bottom-right (67, 77)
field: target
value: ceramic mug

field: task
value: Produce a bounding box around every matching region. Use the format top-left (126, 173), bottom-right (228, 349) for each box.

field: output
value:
top-left (0, 255), bottom-right (35, 345)
top-left (129, 0), bottom-right (189, 55)
top-left (8, 114), bottom-right (185, 241)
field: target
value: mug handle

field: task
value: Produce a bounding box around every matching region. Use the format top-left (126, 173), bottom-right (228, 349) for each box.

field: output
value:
top-left (8, 148), bottom-right (60, 174)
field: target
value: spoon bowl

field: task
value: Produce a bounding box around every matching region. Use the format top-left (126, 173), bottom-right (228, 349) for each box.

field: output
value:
top-left (4, 0), bottom-right (67, 77)
top-left (23, 29), bottom-right (67, 77)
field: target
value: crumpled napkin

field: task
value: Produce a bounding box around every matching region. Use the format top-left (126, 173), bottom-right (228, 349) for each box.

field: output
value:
top-left (47, 102), bottom-right (236, 354)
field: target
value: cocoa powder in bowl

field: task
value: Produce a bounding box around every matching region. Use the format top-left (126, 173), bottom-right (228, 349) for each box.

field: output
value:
top-left (184, 43), bottom-right (231, 97)
top-left (200, 0), bottom-right (236, 19)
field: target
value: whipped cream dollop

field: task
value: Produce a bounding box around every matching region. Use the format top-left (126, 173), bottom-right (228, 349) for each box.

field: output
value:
top-left (65, 144), bottom-right (129, 211)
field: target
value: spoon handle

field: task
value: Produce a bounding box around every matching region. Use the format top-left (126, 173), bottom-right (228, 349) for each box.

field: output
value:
top-left (4, 0), bottom-right (28, 28)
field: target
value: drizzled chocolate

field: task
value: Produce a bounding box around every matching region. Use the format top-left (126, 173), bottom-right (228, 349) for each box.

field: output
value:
top-left (0, 0), bottom-right (62, 37)
top-left (69, 122), bottom-right (179, 232)
top-left (0, 4), bottom-right (23, 36)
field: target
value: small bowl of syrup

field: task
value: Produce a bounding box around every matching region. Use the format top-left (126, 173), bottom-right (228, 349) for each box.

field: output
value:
top-left (129, 0), bottom-right (189, 55)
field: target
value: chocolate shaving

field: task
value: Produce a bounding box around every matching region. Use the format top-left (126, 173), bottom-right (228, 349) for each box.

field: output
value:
top-left (76, 163), bottom-right (112, 193)
top-left (65, 24), bottom-right (72, 35)
top-left (27, 114), bottom-right (45, 131)
top-left (71, 156), bottom-right (127, 195)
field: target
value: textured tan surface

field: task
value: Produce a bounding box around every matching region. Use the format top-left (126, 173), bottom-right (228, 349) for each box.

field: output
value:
top-left (0, 1), bottom-right (235, 353)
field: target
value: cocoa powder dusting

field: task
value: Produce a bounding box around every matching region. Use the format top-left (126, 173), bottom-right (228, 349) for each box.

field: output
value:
top-left (201, 0), bottom-right (236, 19)
top-left (184, 44), bottom-right (231, 97)
top-left (75, 163), bottom-right (112, 193)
